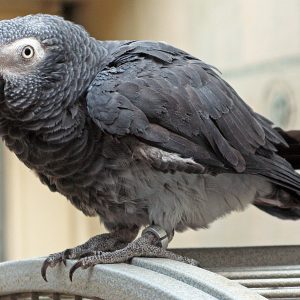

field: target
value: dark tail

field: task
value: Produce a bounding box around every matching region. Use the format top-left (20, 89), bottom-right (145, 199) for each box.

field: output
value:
top-left (253, 128), bottom-right (300, 220)
top-left (275, 128), bottom-right (300, 169)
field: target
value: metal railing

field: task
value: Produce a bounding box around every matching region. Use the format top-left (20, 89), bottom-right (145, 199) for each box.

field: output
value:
top-left (175, 245), bottom-right (300, 299)
top-left (1, 246), bottom-right (300, 299)
top-left (0, 257), bottom-right (264, 300)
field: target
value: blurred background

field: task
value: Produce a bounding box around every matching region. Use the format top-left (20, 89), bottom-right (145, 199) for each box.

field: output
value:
top-left (0, 0), bottom-right (300, 262)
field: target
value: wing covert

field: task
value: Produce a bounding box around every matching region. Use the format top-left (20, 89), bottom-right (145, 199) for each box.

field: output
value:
top-left (87, 41), bottom-right (286, 173)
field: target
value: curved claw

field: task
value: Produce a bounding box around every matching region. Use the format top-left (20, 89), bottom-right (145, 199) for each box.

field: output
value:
top-left (41, 258), bottom-right (51, 282)
top-left (41, 253), bottom-right (64, 282)
top-left (69, 261), bottom-right (83, 282)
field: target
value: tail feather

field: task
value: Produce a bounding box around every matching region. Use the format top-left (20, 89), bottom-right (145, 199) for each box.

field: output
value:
top-left (275, 128), bottom-right (300, 169)
top-left (254, 202), bottom-right (300, 220)
top-left (247, 153), bottom-right (300, 194)
top-left (254, 188), bottom-right (300, 220)
top-left (253, 128), bottom-right (300, 220)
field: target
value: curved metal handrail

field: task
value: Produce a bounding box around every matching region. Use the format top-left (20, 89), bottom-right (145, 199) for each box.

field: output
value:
top-left (0, 257), bottom-right (265, 300)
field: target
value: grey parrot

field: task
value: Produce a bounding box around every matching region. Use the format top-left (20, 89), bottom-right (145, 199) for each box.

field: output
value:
top-left (0, 14), bottom-right (300, 281)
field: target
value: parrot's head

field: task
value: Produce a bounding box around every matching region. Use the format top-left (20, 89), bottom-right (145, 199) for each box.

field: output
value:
top-left (0, 14), bottom-right (99, 123)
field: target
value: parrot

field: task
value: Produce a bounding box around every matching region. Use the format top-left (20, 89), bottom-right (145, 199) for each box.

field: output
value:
top-left (0, 14), bottom-right (299, 282)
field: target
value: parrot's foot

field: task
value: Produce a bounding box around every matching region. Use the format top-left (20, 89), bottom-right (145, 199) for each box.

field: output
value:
top-left (41, 226), bottom-right (139, 281)
top-left (69, 225), bottom-right (200, 281)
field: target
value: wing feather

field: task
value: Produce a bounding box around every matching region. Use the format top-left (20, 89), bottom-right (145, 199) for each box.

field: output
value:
top-left (86, 41), bottom-right (300, 192)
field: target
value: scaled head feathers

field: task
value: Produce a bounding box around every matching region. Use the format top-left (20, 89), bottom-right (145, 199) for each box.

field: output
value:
top-left (0, 14), bottom-right (100, 123)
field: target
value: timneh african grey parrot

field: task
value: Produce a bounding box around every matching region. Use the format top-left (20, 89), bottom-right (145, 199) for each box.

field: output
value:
top-left (0, 14), bottom-right (300, 281)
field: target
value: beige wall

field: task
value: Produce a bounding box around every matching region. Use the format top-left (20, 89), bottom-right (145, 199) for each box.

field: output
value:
top-left (1, 0), bottom-right (300, 260)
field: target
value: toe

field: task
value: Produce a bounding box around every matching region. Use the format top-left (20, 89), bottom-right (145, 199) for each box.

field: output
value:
top-left (187, 258), bottom-right (201, 267)
top-left (79, 250), bottom-right (98, 259)
top-left (69, 259), bottom-right (83, 281)
top-left (41, 254), bottom-right (61, 282)
top-left (62, 249), bottom-right (72, 265)
top-left (41, 251), bottom-right (65, 282)
top-left (69, 254), bottom-right (102, 281)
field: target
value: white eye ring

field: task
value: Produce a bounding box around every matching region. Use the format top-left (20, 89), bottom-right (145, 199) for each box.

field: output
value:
top-left (21, 45), bottom-right (35, 59)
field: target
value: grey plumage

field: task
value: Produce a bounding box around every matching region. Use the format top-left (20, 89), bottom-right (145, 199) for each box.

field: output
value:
top-left (0, 14), bottom-right (300, 244)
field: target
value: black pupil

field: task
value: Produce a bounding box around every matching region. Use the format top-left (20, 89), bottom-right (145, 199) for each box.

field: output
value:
top-left (24, 47), bottom-right (32, 56)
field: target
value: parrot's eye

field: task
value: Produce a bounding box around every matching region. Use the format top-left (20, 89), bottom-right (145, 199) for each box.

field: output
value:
top-left (21, 46), bottom-right (35, 59)
top-left (0, 38), bottom-right (45, 76)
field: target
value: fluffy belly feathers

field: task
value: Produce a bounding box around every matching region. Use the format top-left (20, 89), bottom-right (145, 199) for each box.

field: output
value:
top-left (110, 163), bottom-right (273, 234)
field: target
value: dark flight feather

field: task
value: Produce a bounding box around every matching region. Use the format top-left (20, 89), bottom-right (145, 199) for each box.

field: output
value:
top-left (87, 41), bottom-right (298, 192)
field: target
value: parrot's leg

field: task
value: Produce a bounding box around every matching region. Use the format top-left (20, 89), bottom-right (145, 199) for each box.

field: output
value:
top-left (41, 225), bottom-right (139, 281)
top-left (69, 225), bottom-right (200, 281)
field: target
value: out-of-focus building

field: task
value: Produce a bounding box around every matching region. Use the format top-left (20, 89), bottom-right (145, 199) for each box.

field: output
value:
top-left (0, 0), bottom-right (300, 261)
